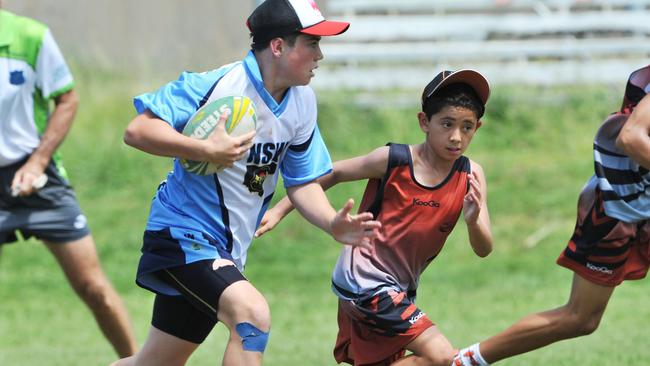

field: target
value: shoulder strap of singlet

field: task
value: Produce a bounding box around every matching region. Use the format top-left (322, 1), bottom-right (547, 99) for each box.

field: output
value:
top-left (455, 156), bottom-right (471, 193)
top-left (386, 143), bottom-right (410, 170)
top-left (457, 155), bottom-right (471, 173)
top-left (366, 143), bottom-right (410, 216)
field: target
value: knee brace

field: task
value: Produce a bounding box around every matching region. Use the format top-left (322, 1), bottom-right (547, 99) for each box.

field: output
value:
top-left (236, 322), bottom-right (270, 353)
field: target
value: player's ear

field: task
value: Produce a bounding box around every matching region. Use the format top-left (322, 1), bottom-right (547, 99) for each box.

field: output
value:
top-left (476, 120), bottom-right (482, 130)
top-left (269, 38), bottom-right (283, 57)
top-left (417, 111), bottom-right (429, 132)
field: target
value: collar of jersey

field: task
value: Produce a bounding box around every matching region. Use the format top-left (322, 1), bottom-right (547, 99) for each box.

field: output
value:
top-left (0, 11), bottom-right (15, 47)
top-left (243, 50), bottom-right (291, 118)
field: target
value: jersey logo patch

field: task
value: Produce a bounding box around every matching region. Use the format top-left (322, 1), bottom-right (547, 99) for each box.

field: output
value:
top-left (9, 70), bottom-right (25, 85)
top-left (412, 198), bottom-right (440, 208)
top-left (244, 163), bottom-right (277, 196)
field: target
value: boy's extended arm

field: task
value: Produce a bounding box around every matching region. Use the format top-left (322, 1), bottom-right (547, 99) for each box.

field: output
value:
top-left (464, 161), bottom-right (493, 257)
top-left (255, 146), bottom-right (389, 237)
top-left (287, 183), bottom-right (381, 248)
top-left (124, 109), bottom-right (255, 168)
top-left (616, 94), bottom-right (650, 169)
top-left (253, 162), bottom-right (346, 237)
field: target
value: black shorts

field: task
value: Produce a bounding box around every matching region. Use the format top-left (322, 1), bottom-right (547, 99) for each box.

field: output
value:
top-left (151, 259), bottom-right (247, 344)
top-left (0, 157), bottom-right (89, 245)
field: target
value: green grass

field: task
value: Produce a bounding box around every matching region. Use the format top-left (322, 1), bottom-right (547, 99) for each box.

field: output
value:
top-left (1, 73), bottom-right (648, 365)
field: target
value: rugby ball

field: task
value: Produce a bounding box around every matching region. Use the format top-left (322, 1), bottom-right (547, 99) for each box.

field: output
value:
top-left (180, 95), bottom-right (257, 175)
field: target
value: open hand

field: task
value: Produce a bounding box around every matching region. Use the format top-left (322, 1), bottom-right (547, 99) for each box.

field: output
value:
top-left (330, 199), bottom-right (381, 249)
top-left (463, 171), bottom-right (482, 224)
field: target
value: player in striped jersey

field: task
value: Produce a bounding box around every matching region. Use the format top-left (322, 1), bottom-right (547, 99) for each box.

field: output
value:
top-left (453, 65), bottom-right (650, 366)
top-left (258, 69), bottom-right (494, 365)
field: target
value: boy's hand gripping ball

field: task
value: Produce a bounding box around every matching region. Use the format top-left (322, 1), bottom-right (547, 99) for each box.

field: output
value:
top-left (180, 95), bottom-right (258, 175)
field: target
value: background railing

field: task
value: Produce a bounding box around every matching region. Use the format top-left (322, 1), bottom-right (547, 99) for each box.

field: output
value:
top-left (313, 0), bottom-right (650, 89)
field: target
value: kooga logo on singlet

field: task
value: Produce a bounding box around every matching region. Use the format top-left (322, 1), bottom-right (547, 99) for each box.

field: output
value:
top-left (412, 198), bottom-right (440, 208)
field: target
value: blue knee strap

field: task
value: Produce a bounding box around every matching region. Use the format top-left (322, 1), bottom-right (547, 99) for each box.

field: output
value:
top-left (236, 322), bottom-right (270, 353)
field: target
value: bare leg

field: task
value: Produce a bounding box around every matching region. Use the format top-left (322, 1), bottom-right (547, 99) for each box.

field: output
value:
top-left (390, 326), bottom-right (456, 366)
top-left (45, 235), bottom-right (137, 357)
top-left (111, 326), bottom-right (198, 366)
top-left (112, 261), bottom-right (270, 366)
top-left (479, 274), bottom-right (614, 363)
top-left (217, 280), bottom-right (271, 366)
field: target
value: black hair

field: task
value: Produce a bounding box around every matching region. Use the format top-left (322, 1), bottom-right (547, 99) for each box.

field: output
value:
top-left (422, 83), bottom-right (485, 120)
top-left (250, 32), bottom-right (300, 52)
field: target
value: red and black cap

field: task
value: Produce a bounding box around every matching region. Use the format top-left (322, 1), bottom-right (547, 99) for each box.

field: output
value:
top-left (247, 0), bottom-right (350, 46)
top-left (421, 69), bottom-right (491, 108)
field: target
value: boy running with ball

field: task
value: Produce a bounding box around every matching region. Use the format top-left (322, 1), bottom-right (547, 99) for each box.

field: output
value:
top-left (111, 1), bottom-right (381, 365)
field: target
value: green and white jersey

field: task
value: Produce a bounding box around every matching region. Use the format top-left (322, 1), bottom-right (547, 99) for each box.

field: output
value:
top-left (0, 10), bottom-right (73, 168)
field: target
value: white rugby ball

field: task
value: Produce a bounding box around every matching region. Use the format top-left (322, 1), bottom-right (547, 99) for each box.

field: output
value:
top-left (180, 95), bottom-right (257, 175)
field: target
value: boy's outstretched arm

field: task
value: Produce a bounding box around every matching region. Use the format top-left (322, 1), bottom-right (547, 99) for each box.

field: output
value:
top-left (124, 109), bottom-right (255, 168)
top-left (255, 146), bottom-right (390, 238)
top-left (616, 93), bottom-right (650, 169)
top-left (255, 196), bottom-right (294, 237)
top-left (464, 161), bottom-right (493, 257)
top-left (287, 183), bottom-right (380, 249)
top-left (254, 169), bottom-right (339, 237)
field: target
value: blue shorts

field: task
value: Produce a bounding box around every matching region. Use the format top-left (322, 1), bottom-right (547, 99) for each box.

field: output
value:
top-left (136, 228), bottom-right (237, 295)
top-left (0, 157), bottom-right (89, 245)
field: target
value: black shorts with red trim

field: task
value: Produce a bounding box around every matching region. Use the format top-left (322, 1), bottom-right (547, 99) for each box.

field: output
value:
top-left (334, 289), bottom-right (433, 366)
top-left (557, 183), bottom-right (650, 286)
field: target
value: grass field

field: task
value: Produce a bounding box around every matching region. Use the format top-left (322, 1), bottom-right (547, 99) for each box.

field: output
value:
top-left (1, 72), bottom-right (648, 365)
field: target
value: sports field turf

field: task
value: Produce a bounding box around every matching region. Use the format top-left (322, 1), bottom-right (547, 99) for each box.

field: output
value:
top-left (0, 73), bottom-right (648, 365)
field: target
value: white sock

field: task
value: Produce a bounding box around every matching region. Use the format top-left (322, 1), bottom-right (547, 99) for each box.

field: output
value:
top-left (454, 343), bottom-right (490, 366)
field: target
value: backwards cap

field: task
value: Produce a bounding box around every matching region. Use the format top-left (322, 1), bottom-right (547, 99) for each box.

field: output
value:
top-left (421, 69), bottom-right (491, 109)
top-left (247, 0), bottom-right (350, 47)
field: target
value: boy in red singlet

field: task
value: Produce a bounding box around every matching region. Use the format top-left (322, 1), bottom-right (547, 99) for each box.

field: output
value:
top-left (257, 70), bottom-right (494, 366)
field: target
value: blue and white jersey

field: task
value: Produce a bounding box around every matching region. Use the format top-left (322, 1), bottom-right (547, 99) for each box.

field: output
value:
top-left (134, 51), bottom-right (332, 294)
top-left (592, 64), bottom-right (650, 223)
